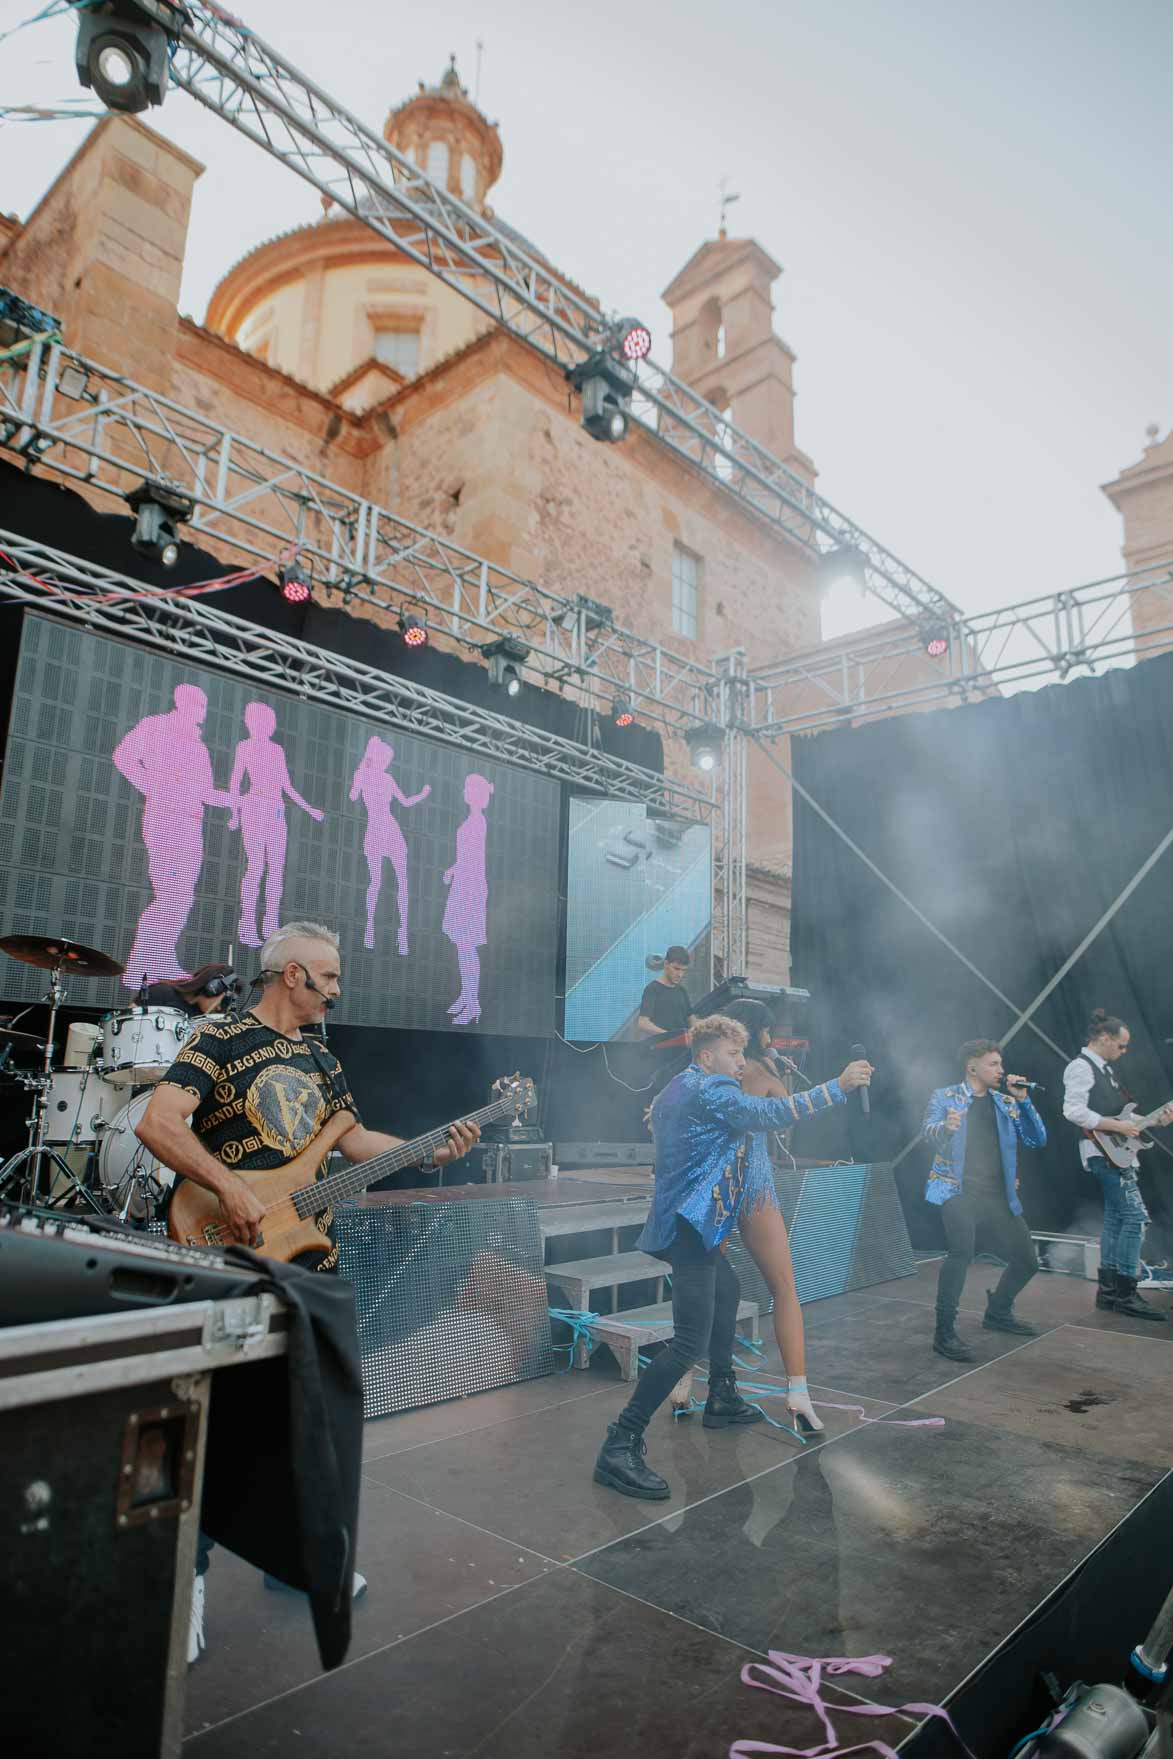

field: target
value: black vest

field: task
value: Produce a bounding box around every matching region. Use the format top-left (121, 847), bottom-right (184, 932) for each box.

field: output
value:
top-left (1077, 1053), bottom-right (1127, 1127)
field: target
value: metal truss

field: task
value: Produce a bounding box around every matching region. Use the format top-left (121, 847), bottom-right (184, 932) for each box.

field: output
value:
top-left (168, 1), bottom-right (959, 626)
top-left (749, 560), bottom-right (1173, 737)
top-left (712, 651), bottom-right (749, 978)
top-left (0, 529), bottom-right (715, 816)
top-left (0, 335), bottom-right (719, 736)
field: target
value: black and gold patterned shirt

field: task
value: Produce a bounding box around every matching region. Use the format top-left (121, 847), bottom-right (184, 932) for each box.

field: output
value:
top-left (159, 1013), bottom-right (361, 1271)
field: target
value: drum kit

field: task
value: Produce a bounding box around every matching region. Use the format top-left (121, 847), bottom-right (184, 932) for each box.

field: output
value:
top-left (0, 933), bottom-right (192, 1222)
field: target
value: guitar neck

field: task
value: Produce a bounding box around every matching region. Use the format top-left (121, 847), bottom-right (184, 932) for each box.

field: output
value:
top-left (297, 1093), bottom-right (518, 1213)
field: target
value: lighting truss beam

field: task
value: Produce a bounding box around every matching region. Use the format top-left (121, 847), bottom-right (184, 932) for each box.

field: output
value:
top-left (167, 2), bottom-right (959, 625)
top-left (0, 530), bottom-right (714, 816)
top-left (749, 561), bottom-right (1173, 737)
top-left (0, 335), bottom-right (717, 735)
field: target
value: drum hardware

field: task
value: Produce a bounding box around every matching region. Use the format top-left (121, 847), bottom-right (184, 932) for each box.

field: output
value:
top-left (97, 1089), bottom-right (182, 1224)
top-left (101, 1006), bottom-right (191, 1087)
top-left (0, 933), bottom-right (124, 1213)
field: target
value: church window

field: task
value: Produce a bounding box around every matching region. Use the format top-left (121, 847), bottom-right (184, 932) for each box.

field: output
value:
top-left (460, 153), bottom-right (477, 201)
top-left (373, 327), bottom-right (421, 377)
top-left (426, 140), bottom-right (450, 186)
top-left (672, 544), bottom-right (701, 640)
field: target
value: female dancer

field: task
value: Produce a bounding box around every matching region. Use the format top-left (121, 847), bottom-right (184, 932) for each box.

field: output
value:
top-left (441, 772), bottom-right (493, 1026)
top-left (228, 702), bottom-right (323, 948)
top-left (348, 736), bottom-right (430, 955)
top-left (724, 998), bottom-right (825, 1433)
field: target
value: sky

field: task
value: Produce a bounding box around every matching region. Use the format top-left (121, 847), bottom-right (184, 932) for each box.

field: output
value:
top-left (2, 0), bottom-right (1171, 645)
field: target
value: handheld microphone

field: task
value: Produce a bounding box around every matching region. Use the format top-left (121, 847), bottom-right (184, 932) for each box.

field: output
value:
top-left (850, 1043), bottom-right (871, 1117)
top-left (1006, 1080), bottom-right (1045, 1093)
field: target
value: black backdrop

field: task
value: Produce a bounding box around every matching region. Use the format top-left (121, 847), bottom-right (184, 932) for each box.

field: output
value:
top-left (789, 650), bottom-right (1173, 1256)
top-left (0, 463), bottom-right (664, 1160)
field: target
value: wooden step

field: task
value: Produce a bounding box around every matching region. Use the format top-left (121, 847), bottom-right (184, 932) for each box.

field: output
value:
top-left (587, 1298), bottom-right (760, 1382)
top-left (537, 1199), bottom-right (650, 1241)
top-left (545, 1250), bottom-right (667, 1309)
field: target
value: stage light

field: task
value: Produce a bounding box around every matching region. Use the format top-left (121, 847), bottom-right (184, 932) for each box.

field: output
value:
top-left (75, 0), bottom-right (189, 115)
top-left (818, 543), bottom-right (868, 594)
top-left (567, 349), bottom-right (636, 444)
top-left (125, 479), bottom-right (193, 568)
top-left (615, 318), bottom-right (653, 362)
top-left (611, 693), bottom-right (635, 729)
top-left (919, 619), bottom-right (950, 659)
top-left (277, 562), bottom-right (311, 604)
top-left (399, 610), bottom-right (428, 648)
top-left (484, 635), bottom-right (529, 698)
top-left (685, 723), bottom-right (723, 774)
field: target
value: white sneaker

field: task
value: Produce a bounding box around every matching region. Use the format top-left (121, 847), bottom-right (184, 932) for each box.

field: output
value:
top-left (187, 1572), bottom-right (206, 1666)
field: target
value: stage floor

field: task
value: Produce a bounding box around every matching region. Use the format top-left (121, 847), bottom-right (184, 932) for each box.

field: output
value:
top-left (184, 1256), bottom-right (1172, 1757)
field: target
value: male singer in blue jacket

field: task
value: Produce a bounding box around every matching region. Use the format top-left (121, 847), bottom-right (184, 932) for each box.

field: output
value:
top-left (922, 1038), bottom-right (1047, 1363)
top-left (593, 1014), bottom-right (872, 1501)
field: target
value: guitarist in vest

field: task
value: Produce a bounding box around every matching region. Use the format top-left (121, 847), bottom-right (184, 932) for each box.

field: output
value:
top-left (1062, 1009), bottom-right (1172, 1322)
top-left (137, 919), bottom-right (480, 1267)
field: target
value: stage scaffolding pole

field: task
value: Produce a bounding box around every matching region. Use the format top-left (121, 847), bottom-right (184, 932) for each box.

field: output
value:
top-left (715, 650), bottom-right (749, 980)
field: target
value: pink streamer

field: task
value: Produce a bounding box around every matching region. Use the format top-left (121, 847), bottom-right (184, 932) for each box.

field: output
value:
top-left (730, 1650), bottom-right (979, 1759)
top-left (813, 1400), bottom-right (945, 1430)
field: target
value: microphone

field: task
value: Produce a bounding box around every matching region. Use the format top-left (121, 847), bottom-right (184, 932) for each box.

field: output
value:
top-left (1006, 1080), bottom-right (1045, 1093)
top-left (299, 966), bottom-right (336, 1011)
top-left (850, 1043), bottom-right (871, 1117)
top-left (135, 971), bottom-right (150, 1008)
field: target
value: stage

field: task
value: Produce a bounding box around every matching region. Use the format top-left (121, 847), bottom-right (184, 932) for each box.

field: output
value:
top-left (183, 1252), bottom-right (1171, 1757)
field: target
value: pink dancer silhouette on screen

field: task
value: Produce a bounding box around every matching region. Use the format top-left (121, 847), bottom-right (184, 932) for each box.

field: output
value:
top-left (228, 702), bottom-right (324, 948)
top-left (112, 684), bottom-right (232, 986)
top-left (349, 735), bottom-right (430, 954)
top-left (442, 773), bottom-right (493, 1026)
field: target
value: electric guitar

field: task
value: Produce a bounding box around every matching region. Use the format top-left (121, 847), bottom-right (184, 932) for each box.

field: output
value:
top-left (1090, 1099), bottom-right (1173, 1171)
top-left (168, 1074), bottom-right (535, 1264)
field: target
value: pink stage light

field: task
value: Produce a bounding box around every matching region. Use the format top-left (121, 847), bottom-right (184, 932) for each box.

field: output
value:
top-left (620, 324), bottom-right (652, 362)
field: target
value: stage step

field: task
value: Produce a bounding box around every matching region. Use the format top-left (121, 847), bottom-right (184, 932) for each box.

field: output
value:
top-left (587, 1298), bottom-right (761, 1382)
top-left (537, 1199), bottom-right (650, 1241)
top-left (544, 1250), bottom-right (666, 1310)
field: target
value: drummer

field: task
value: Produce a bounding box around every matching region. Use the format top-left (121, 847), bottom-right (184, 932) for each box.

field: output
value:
top-left (144, 964), bottom-right (240, 1019)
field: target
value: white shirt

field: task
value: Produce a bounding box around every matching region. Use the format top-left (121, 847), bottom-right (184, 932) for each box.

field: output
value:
top-left (1062, 1047), bottom-right (1121, 1168)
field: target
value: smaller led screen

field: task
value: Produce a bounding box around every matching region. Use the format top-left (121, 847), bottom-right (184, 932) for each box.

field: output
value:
top-left (563, 798), bottom-right (711, 1041)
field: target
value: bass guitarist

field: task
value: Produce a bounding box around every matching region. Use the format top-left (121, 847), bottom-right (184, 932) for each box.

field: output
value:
top-left (1062, 1008), bottom-right (1171, 1322)
top-left (136, 919), bottom-right (479, 1268)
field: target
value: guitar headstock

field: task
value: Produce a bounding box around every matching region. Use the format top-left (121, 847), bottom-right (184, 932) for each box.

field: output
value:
top-left (492, 1071), bottom-right (536, 1118)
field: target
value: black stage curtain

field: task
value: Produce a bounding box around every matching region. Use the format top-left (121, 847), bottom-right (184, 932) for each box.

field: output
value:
top-left (789, 652), bottom-right (1173, 1254)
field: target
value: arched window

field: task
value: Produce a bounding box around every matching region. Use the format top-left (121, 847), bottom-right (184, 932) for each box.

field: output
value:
top-left (460, 153), bottom-right (477, 201)
top-left (426, 140), bottom-right (449, 186)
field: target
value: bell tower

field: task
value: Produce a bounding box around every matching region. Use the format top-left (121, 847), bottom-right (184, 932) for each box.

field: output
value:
top-left (662, 233), bottom-right (816, 484)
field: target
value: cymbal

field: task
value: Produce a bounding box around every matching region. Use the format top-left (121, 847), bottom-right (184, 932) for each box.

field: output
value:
top-left (0, 934), bottom-right (125, 978)
top-left (0, 1024), bottom-right (47, 1044)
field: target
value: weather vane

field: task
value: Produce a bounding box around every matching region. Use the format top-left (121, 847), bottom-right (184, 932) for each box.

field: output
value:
top-left (718, 176), bottom-right (741, 238)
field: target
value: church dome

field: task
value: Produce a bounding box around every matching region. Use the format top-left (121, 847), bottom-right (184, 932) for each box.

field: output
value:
top-left (384, 56), bottom-right (503, 210)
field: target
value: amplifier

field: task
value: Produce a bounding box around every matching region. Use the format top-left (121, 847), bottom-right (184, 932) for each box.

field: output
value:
top-left (0, 1204), bottom-right (264, 1326)
top-left (480, 1141), bottom-right (552, 1183)
top-left (555, 1142), bottom-right (651, 1170)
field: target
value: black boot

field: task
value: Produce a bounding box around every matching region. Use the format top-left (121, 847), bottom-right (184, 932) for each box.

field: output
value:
top-left (933, 1310), bottom-right (975, 1362)
top-left (702, 1368), bottom-right (765, 1428)
top-left (1095, 1268), bottom-right (1120, 1311)
top-left (593, 1422), bottom-right (671, 1499)
top-left (983, 1292), bottom-right (1037, 1336)
top-left (1112, 1274), bottom-right (1168, 1322)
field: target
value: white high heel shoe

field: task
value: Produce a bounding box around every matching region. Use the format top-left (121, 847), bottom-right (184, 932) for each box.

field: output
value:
top-left (784, 1378), bottom-right (824, 1434)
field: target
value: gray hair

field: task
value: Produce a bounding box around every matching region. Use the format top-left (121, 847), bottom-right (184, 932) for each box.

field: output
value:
top-left (260, 920), bottom-right (340, 979)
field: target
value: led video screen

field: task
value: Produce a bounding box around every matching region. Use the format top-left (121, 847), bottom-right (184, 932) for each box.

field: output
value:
top-left (563, 797), bottom-right (711, 1041)
top-left (0, 614), bottom-right (560, 1033)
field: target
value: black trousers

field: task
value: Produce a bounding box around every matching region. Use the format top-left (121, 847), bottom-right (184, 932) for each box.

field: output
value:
top-left (936, 1177), bottom-right (1038, 1317)
top-left (618, 1221), bottom-right (741, 1433)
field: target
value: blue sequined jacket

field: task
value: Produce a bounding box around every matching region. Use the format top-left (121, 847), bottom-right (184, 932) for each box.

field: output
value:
top-left (921, 1082), bottom-right (1046, 1213)
top-left (638, 1063), bottom-right (845, 1254)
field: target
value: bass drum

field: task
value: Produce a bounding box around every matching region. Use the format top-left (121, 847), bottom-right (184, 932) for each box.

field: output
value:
top-left (97, 1090), bottom-right (183, 1220)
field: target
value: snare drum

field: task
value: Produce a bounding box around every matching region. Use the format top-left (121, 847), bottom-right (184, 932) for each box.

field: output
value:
top-left (101, 1007), bottom-right (190, 1087)
top-left (63, 1021), bottom-right (102, 1070)
top-left (43, 1068), bottom-right (120, 1144)
top-left (98, 1089), bottom-right (182, 1217)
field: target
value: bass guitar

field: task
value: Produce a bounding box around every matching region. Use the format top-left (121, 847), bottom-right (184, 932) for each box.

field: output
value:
top-left (1090, 1098), bottom-right (1173, 1170)
top-left (168, 1074), bottom-right (535, 1264)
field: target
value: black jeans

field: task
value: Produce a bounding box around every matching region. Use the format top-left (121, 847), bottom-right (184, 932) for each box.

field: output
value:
top-left (618, 1221), bottom-right (741, 1433)
top-left (936, 1177), bottom-right (1038, 1317)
